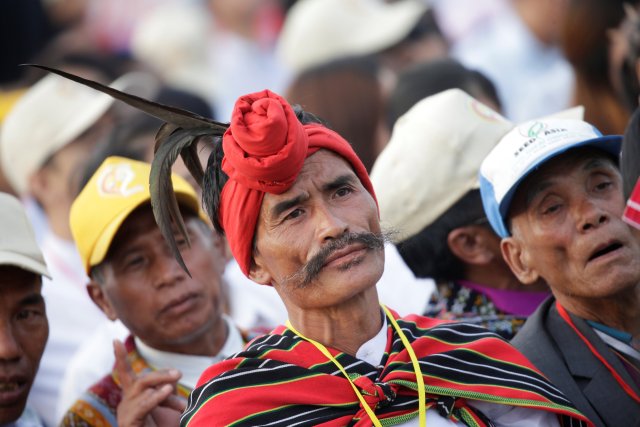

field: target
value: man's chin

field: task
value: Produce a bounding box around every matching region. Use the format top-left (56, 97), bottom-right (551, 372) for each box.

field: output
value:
top-left (0, 399), bottom-right (28, 425)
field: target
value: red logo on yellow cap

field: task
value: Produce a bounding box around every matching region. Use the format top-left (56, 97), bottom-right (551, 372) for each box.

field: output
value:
top-left (96, 163), bottom-right (144, 197)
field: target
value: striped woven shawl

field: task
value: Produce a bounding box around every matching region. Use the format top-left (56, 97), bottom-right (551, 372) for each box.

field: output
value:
top-left (181, 310), bottom-right (591, 427)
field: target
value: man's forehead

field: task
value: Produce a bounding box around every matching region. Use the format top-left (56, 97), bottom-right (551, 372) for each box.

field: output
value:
top-left (0, 265), bottom-right (41, 295)
top-left (261, 151), bottom-right (358, 206)
top-left (515, 148), bottom-right (618, 208)
top-left (108, 204), bottom-right (197, 254)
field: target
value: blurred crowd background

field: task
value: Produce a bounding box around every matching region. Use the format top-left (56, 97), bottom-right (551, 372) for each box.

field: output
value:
top-left (1, 0), bottom-right (638, 425)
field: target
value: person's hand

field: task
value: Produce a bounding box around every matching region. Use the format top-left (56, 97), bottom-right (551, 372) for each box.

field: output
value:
top-left (114, 340), bottom-right (187, 427)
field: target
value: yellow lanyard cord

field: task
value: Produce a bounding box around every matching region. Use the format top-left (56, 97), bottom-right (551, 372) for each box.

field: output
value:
top-left (382, 305), bottom-right (426, 427)
top-left (285, 320), bottom-right (383, 426)
top-left (285, 304), bottom-right (426, 426)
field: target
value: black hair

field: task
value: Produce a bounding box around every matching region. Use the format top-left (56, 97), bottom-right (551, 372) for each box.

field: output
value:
top-left (202, 105), bottom-right (325, 235)
top-left (386, 58), bottom-right (501, 128)
top-left (622, 106), bottom-right (640, 198)
top-left (396, 189), bottom-right (488, 282)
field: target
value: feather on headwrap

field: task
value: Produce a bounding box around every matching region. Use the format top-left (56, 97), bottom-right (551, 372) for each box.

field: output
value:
top-left (29, 65), bottom-right (375, 277)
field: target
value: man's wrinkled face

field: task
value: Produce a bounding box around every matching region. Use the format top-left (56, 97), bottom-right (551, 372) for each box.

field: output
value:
top-left (0, 266), bottom-right (48, 424)
top-left (250, 150), bottom-right (385, 311)
top-left (91, 206), bottom-right (226, 351)
top-left (503, 148), bottom-right (640, 307)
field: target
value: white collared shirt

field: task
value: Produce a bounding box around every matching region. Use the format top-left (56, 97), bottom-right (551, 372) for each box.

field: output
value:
top-left (134, 315), bottom-right (244, 388)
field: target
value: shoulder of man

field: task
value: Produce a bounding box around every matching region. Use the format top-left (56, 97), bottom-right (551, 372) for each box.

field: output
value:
top-left (59, 372), bottom-right (120, 427)
top-left (511, 295), bottom-right (556, 355)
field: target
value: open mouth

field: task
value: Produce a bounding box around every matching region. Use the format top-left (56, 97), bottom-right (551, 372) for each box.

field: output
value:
top-left (0, 382), bottom-right (23, 392)
top-left (588, 242), bottom-right (623, 262)
top-left (0, 379), bottom-right (28, 404)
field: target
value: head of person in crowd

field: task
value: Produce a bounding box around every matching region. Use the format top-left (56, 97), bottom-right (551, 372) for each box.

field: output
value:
top-left (0, 72), bottom-right (126, 240)
top-left (286, 56), bottom-right (386, 171)
top-left (621, 106), bottom-right (640, 199)
top-left (61, 156), bottom-right (236, 424)
top-left (0, 193), bottom-right (50, 424)
top-left (372, 89), bottom-right (546, 339)
top-left (278, 0), bottom-right (446, 78)
top-left (71, 156), bottom-right (228, 356)
top-left (386, 58), bottom-right (501, 130)
top-left (79, 85), bottom-right (215, 197)
top-left (480, 117), bottom-right (637, 318)
top-left (191, 91), bottom-right (384, 323)
top-left (608, 3), bottom-right (640, 112)
top-left (561, 0), bottom-right (632, 134)
top-left (481, 117), bottom-right (640, 425)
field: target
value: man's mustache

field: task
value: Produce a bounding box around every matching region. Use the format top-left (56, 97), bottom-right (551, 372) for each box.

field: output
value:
top-left (283, 231), bottom-right (390, 288)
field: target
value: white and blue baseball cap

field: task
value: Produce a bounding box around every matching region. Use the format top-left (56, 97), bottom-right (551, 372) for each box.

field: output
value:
top-left (479, 118), bottom-right (622, 238)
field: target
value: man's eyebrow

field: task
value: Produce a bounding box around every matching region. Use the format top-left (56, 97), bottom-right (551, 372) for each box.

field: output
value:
top-left (20, 293), bottom-right (45, 306)
top-left (271, 194), bottom-right (308, 219)
top-left (322, 174), bottom-right (357, 192)
top-left (583, 157), bottom-right (615, 171)
top-left (525, 181), bottom-right (553, 208)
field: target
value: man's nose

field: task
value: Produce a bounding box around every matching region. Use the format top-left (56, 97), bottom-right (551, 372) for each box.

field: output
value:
top-left (152, 252), bottom-right (188, 288)
top-left (316, 204), bottom-right (349, 242)
top-left (0, 323), bottom-right (21, 362)
top-left (577, 198), bottom-right (609, 232)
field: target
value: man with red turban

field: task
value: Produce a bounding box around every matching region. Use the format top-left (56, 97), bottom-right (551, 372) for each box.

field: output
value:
top-left (33, 64), bottom-right (591, 425)
top-left (137, 89), bottom-right (590, 427)
top-left (20, 67), bottom-right (593, 427)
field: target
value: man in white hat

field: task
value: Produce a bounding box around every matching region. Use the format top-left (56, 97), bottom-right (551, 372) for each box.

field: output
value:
top-left (277, 0), bottom-right (447, 77)
top-left (479, 118), bottom-right (640, 426)
top-left (371, 89), bottom-right (550, 340)
top-left (0, 73), bottom-right (127, 424)
top-left (0, 192), bottom-right (50, 426)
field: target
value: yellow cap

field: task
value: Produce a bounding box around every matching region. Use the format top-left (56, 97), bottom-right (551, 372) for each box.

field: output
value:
top-left (70, 156), bottom-right (201, 274)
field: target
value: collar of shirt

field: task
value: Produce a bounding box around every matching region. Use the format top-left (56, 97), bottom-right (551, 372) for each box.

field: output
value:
top-left (134, 315), bottom-right (245, 388)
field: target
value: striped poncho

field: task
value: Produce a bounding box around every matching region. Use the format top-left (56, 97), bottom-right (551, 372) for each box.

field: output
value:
top-left (181, 309), bottom-right (591, 426)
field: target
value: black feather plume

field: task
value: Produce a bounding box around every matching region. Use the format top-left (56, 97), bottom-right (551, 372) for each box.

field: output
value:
top-left (25, 64), bottom-right (230, 276)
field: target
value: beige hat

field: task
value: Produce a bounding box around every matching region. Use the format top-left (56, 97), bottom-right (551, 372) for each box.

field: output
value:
top-left (278, 0), bottom-right (427, 74)
top-left (0, 72), bottom-right (141, 195)
top-left (370, 89), bottom-right (513, 242)
top-left (0, 192), bottom-right (49, 277)
top-left (130, 2), bottom-right (217, 98)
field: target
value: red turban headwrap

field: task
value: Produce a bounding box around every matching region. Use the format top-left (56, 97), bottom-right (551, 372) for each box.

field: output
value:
top-left (219, 90), bottom-right (377, 277)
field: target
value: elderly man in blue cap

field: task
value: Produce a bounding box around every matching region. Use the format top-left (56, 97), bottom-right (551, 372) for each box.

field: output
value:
top-left (480, 118), bottom-right (640, 426)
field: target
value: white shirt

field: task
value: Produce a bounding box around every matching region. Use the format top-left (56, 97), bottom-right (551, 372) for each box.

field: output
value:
top-left (134, 315), bottom-right (245, 388)
top-left (224, 259), bottom-right (288, 332)
top-left (3, 406), bottom-right (45, 427)
top-left (356, 318), bottom-right (560, 427)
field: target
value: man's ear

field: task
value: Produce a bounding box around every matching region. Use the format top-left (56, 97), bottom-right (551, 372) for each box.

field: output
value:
top-left (447, 226), bottom-right (494, 266)
top-left (248, 253), bottom-right (273, 286)
top-left (86, 281), bottom-right (118, 321)
top-left (28, 169), bottom-right (49, 204)
top-left (500, 237), bottom-right (540, 285)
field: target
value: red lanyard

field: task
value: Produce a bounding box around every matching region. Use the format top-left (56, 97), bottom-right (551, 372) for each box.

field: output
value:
top-left (555, 301), bottom-right (640, 403)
